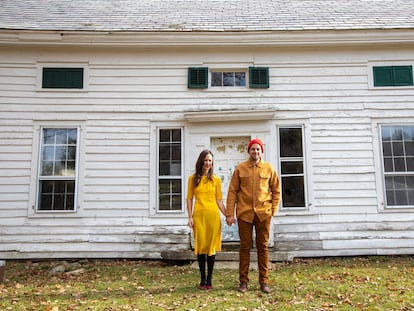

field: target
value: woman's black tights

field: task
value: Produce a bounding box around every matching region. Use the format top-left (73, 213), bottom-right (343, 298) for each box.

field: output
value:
top-left (197, 254), bottom-right (215, 287)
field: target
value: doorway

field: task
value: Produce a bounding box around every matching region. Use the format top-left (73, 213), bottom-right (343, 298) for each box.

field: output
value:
top-left (211, 136), bottom-right (251, 242)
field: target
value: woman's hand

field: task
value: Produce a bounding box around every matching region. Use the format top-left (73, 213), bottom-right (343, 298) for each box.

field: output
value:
top-left (188, 218), bottom-right (194, 229)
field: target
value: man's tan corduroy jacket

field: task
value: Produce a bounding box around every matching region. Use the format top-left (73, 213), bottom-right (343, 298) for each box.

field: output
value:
top-left (225, 158), bottom-right (281, 223)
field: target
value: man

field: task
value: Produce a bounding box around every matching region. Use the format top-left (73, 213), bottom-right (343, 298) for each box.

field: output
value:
top-left (225, 138), bottom-right (281, 294)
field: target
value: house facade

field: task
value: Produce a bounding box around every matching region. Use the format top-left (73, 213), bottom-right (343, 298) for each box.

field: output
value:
top-left (1, 0), bottom-right (414, 261)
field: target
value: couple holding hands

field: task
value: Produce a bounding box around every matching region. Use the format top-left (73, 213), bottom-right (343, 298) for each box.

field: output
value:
top-left (186, 138), bottom-right (281, 294)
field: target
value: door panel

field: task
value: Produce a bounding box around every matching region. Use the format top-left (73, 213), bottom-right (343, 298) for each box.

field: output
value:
top-left (211, 136), bottom-right (250, 242)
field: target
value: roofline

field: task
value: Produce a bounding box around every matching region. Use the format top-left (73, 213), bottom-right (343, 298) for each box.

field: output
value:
top-left (1, 28), bottom-right (414, 47)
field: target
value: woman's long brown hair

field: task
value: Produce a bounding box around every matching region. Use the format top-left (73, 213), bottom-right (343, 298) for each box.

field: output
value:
top-left (193, 149), bottom-right (214, 188)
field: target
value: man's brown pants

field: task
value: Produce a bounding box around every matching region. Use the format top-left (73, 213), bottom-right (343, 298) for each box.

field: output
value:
top-left (237, 215), bottom-right (271, 285)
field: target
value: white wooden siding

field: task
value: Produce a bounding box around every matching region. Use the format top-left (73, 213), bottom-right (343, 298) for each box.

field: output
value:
top-left (0, 43), bottom-right (413, 260)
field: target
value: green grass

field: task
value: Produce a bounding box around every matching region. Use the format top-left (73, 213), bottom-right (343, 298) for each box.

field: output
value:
top-left (0, 256), bottom-right (413, 310)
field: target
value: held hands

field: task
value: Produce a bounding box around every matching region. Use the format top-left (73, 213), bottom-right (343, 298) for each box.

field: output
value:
top-left (225, 216), bottom-right (236, 226)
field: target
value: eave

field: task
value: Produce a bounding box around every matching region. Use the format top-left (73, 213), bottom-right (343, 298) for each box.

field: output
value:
top-left (1, 28), bottom-right (414, 48)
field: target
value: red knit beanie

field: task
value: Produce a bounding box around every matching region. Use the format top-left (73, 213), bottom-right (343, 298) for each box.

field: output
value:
top-left (248, 138), bottom-right (264, 152)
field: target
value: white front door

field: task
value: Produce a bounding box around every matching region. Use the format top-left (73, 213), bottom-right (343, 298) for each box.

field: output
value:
top-left (211, 136), bottom-right (251, 242)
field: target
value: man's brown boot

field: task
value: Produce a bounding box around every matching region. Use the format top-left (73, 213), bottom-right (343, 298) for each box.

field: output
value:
top-left (238, 282), bottom-right (248, 293)
top-left (260, 283), bottom-right (270, 294)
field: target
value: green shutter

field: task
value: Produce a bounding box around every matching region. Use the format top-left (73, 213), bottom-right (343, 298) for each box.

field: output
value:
top-left (42, 68), bottom-right (84, 89)
top-left (394, 66), bottom-right (413, 86)
top-left (188, 67), bottom-right (208, 89)
top-left (249, 67), bottom-right (269, 88)
top-left (373, 65), bottom-right (413, 87)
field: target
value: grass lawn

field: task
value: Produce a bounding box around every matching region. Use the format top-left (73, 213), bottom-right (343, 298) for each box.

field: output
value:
top-left (0, 256), bottom-right (413, 310)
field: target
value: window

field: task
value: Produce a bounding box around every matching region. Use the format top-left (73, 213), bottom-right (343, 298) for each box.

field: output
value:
top-left (187, 66), bottom-right (269, 89)
top-left (37, 128), bottom-right (78, 211)
top-left (373, 66), bottom-right (413, 87)
top-left (381, 125), bottom-right (414, 207)
top-left (42, 68), bottom-right (84, 89)
top-left (278, 126), bottom-right (306, 209)
top-left (158, 128), bottom-right (183, 211)
top-left (211, 71), bottom-right (246, 87)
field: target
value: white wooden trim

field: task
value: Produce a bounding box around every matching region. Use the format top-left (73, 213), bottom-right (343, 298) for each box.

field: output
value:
top-left (36, 62), bottom-right (89, 92)
top-left (372, 118), bottom-right (414, 212)
top-left (28, 121), bottom-right (85, 218)
top-left (367, 60), bottom-right (414, 90)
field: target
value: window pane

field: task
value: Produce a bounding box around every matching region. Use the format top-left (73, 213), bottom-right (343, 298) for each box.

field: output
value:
top-left (386, 189), bottom-right (396, 206)
top-left (41, 161), bottom-right (53, 175)
top-left (43, 129), bottom-right (56, 144)
top-left (54, 160), bottom-right (65, 176)
top-left (159, 162), bottom-right (170, 176)
top-left (382, 141), bottom-right (392, 156)
top-left (159, 145), bottom-right (170, 160)
top-left (159, 129), bottom-right (170, 142)
top-left (170, 161), bottom-right (181, 175)
top-left (171, 194), bottom-right (182, 210)
top-left (55, 146), bottom-right (66, 161)
top-left (281, 161), bottom-right (303, 174)
top-left (392, 142), bottom-right (404, 156)
top-left (171, 145), bottom-right (181, 161)
top-left (68, 129), bottom-right (77, 144)
top-left (55, 129), bottom-right (68, 144)
top-left (280, 128), bottom-right (303, 157)
top-left (211, 72), bottom-right (222, 86)
top-left (391, 128), bottom-right (403, 140)
top-left (395, 190), bottom-right (408, 205)
top-left (67, 146), bottom-right (76, 161)
top-left (172, 129), bottom-right (181, 142)
top-left (394, 157), bottom-right (406, 171)
top-left (235, 72), bottom-right (246, 86)
top-left (43, 146), bottom-right (54, 161)
top-left (405, 141), bottom-right (414, 156)
top-left (403, 126), bottom-right (414, 140)
top-left (381, 127), bottom-right (391, 141)
top-left (407, 157), bottom-right (414, 171)
top-left (223, 72), bottom-right (235, 86)
top-left (281, 176), bottom-right (305, 207)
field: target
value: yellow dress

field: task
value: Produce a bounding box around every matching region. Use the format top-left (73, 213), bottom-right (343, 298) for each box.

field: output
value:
top-left (187, 175), bottom-right (222, 256)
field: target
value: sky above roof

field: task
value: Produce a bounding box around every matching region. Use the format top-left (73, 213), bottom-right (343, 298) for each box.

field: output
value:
top-left (1, 0), bottom-right (414, 32)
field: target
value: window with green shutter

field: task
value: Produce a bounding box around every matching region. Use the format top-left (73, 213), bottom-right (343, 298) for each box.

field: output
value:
top-left (249, 67), bottom-right (269, 88)
top-left (42, 68), bottom-right (84, 89)
top-left (188, 67), bottom-right (208, 89)
top-left (373, 66), bottom-right (413, 87)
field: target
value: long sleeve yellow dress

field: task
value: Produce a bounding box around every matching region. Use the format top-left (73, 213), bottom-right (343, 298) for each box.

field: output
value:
top-left (187, 175), bottom-right (223, 256)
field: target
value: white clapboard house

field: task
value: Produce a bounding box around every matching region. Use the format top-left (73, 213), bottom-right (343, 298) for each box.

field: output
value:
top-left (1, 0), bottom-right (414, 261)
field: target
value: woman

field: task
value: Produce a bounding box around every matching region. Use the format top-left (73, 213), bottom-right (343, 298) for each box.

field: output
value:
top-left (187, 150), bottom-right (226, 290)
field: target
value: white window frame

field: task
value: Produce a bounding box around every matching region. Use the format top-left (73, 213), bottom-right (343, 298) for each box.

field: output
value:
top-left (36, 62), bottom-right (89, 92)
top-left (275, 122), bottom-right (312, 212)
top-left (373, 120), bottom-right (414, 210)
top-left (150, 123), bottom-right (185, 216)
top-left (210, 69), bottom-right (247, 88)
top-left (367, 61), bottom-right (414, 90)
top-left (28, 122), bottom-right (84, 217)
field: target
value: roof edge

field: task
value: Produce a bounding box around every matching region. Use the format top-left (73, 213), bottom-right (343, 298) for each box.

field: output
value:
top-left (1, 28), bottom-right (414, 47)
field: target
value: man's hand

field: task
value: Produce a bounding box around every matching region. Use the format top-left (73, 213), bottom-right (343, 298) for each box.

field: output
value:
top-left (225, 216), bottom-right (236, 226)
